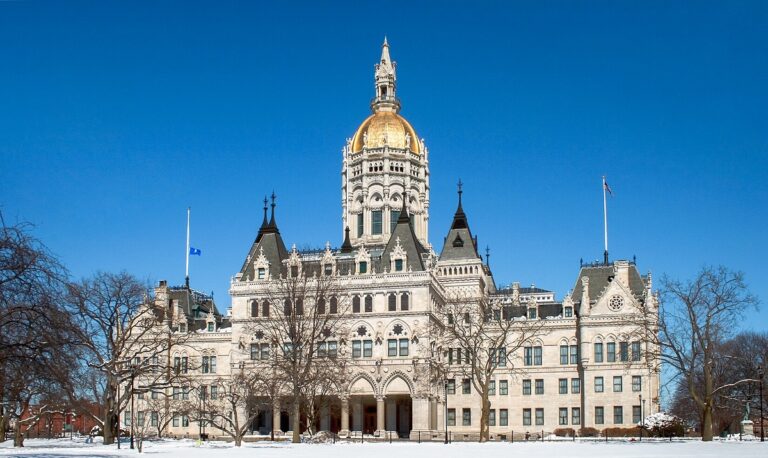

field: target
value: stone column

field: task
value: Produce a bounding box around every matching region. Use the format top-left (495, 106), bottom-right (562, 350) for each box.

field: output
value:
top-left (429, 397), bottom-right (437, 431)
top-left (340, 397), bottom-right (350, 437)
top-left (272, 403), bottom-right (282, 436)
top-left (437, 398), bottom-right (445, 431)
top-left (409, 395), bottom-right (430, 440)
top-left (376, 396), bottom-right (386, 436)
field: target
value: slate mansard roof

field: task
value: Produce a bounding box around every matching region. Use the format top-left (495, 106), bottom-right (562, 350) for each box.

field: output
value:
top-left (569, 262), bottom-right (649, 305)
top-left (438, 190), bottom-right (482, 262)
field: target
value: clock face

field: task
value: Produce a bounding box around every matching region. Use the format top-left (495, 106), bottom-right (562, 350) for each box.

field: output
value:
top-left (608, 295), bottom-right (625, 312)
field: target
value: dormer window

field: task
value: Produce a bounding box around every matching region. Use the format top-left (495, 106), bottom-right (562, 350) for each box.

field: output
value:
top-left (564, 306), bottom-right (573, 318)
top-left (395, 259), bottom-right (403, 272)
top-left (527, 308), bottom-right (537, 319)
top-left (358, 261), bottom-right (367, 274)
top-left (178, 323), bottom-right (187, 333)
top-left (290, 265), bottom-right (299, 277)
top-left (207, 322), bottom-right (214, 332)
top-left (324, 264), bottom-right (333, 276)
top-left (257, 268), bottom-right (266, 280)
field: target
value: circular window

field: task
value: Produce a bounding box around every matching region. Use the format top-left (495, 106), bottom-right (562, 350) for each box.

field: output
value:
top-left (608, 295), bottom-right (624, 311)
top-left (357, 326), bottom-right (367, 337)
top-left (393, 324), bottom-right (403, 335)
top-left (254, 330), bottom-right (264, 340)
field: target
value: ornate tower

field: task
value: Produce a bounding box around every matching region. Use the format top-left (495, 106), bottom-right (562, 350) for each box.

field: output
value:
top-left (341, 38), bottom-right (430, 248)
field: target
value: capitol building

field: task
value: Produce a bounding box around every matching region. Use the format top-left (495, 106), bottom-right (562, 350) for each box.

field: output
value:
top-left (130, 40), bottom-right (660, 441)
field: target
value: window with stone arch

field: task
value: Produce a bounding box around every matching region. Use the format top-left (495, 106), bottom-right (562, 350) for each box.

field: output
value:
top-left (261, 300), bottom-right (270, 317)
top-left (400, 292), bottom-right (409, 311)
top-left (388, 293), bottom-right (397, 311)
top-left (364, 295), bottom-right (373, 313)
top-left (352, 295), bottom-right (361, 313)
top-left (317, 296), bottom-right (326, 314)
top-left (330, 296), bottom-right (338, 314)
top-left (250, 300), bottom-right (258, 318)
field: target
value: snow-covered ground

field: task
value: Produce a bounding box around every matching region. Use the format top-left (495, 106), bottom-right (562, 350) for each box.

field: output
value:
top-left (1, 437), bottom-right (765, 458)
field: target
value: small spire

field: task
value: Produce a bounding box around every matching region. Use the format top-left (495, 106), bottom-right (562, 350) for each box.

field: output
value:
top-left (269, 191), bottom-right (276, 227)
top-left (340, 226), bottom-right (353, 253)
top-left (261, 196), bottom-right (269, 228)
top-left (398, 190), bottom-right (411, 223)
top-left (485, 245), bottom-right (490, 267)
top-left (451, 180), bottom-right (468, 230)
top-left (381, 36), bottom-right (391, 64)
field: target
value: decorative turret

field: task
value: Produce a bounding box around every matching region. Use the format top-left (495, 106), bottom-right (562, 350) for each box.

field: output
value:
top-left (372, 37), bottom-right (400, 114)
top-left (439, 180), bottom-right (481, 262)
top-left (238, 192), bottom-right (288, 280)
top-left (342, 39), bottom-right (430, 248)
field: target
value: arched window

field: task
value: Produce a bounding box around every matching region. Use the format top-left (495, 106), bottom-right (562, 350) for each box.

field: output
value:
top-left (317, 297), bottom-right (326, 315)
top-left (296, 298), bottom-right (304, 316)
top-left (262, 300), bottom-right (270, 317)
top-left (284, 299), bottom-right (292, 316)
top-left (364, 295), bottom-right (373, 313)
top-left (400, 293), bottom-right (409, 311)
top-left (353, 296), bottom-right (361, 313)
top-left (250, 300), bottom-right (258, 318)
top-left (388, 294), bottom-right (397, 312)
top-left (330, 296), bottom-right (338, 314)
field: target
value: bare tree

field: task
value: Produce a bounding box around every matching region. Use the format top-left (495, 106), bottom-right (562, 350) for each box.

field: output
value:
top-left (669, 331), bottom-right (768, 435)
top-left (639, 266), bottom-right (759, 441)
top-left (180, 370), bottom-right (259, 446)
top-left (245, 271), bottom-right (351, 443)
top-left (0, 213), bottom-right (75, 445)
top-left (435, 291), bottom-right (548, 442)
top-left (64, 272), bottom-right (193, 445)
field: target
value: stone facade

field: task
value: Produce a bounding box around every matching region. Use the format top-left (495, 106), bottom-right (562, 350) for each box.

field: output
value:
top-left (124, 40), bottom-right (660, 440)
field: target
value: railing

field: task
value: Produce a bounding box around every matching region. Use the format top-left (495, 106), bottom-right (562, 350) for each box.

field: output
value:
top-left (370, 95), bottom-right (401, 106)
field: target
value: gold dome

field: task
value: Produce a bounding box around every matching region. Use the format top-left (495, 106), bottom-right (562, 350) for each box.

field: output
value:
top-left (351, 111), bottom-right (420, 154)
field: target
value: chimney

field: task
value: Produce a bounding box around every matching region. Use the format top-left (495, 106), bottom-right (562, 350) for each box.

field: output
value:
top-left (580, 276), bottom-right (591, 315)
top-left (615, 260), bottom-right (630, 286)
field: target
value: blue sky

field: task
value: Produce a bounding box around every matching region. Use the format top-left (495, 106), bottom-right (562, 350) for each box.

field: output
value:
top-left (1, 1), bottom-right (766, 331)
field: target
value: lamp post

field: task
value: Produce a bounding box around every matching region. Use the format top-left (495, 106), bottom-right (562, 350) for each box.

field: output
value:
top-left (638, 394), bottom-right (643, 441)
top-left (130, 366), bottom-right (136, 449)
top-left (759, 366), bottom-right (764, 442)
top-left (444, 379), bottom-right (449, 444)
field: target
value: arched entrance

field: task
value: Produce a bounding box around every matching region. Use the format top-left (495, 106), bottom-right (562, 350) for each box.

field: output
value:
top-left (348, 376), bottom-right (377, 435)
top-left (384, 375), bottom-right (413, 438)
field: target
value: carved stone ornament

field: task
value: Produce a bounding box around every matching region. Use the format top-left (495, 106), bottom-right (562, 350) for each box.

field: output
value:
top-left (608, 294), bottom-right (624, 312)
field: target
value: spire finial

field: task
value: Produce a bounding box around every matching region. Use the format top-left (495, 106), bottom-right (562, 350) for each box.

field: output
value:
top-left (383, 36), bottom-right (388, 47)
top-left (269, 191), bottom-right (277, 227)
top-left (341, 226), bottom-right (353, 253)
top-left (485, 245), bottom-right (490, 267)
top-left (457, 178), bottom-right (463, 205)
top-left (261, 195), bottom-right (269, 227)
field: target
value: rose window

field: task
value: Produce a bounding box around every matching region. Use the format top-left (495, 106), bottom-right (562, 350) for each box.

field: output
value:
top-left (357, 326), bottom-right (367, 337)
top-left (393, 324), bottom-right (403, 335)
top-left (608, 295), bottom-right (624, 311)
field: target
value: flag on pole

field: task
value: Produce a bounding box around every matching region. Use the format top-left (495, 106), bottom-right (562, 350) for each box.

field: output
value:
top-left (603, 180), bottom-right (613, 196)
top-left (189, 247), bottom-right (202, 256)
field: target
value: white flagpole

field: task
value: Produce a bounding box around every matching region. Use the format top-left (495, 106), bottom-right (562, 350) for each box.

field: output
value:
top-left (185, 207), bottom-right (190, 287)
top-left (602, 176), bottom-right (609, 265)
